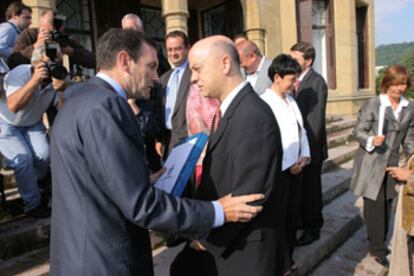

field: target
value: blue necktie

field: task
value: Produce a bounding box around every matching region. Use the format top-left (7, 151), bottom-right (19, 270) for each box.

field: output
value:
top-left (165, 68), bottom-right (181, 129)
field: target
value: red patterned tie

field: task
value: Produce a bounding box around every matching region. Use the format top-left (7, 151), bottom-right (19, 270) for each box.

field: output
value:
top-left (211, 108), bottom-right (222, 134)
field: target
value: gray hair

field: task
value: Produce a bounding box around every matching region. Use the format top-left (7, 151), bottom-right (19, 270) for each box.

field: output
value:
top-left (121, 13), bottom-right (143, 30)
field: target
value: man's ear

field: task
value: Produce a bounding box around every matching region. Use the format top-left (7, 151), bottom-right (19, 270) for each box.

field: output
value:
top-left (222, 56), bottom-right (231, 75)
top-left (305, 58), bottom-right (313, 68)
top-left (117, 50), bottom-right (130, 72)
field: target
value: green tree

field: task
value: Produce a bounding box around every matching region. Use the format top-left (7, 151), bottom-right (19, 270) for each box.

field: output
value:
top-left (401, 49), bottom-right (414, 99)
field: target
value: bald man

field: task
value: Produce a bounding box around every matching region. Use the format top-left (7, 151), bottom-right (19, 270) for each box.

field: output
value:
top-left (236, 40), bottom-right (272, 95)
top-left (172, 35), bottom-right (284, 276)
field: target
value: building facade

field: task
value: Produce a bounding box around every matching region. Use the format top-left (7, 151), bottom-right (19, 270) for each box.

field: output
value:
top-left (1, 0), bottom-right (375, 115)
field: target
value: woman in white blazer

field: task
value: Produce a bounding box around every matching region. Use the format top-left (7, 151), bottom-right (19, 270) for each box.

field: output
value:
top-left (261, 54), bottom-right (310, 275)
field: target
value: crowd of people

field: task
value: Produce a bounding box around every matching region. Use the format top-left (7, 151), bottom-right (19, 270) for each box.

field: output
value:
top-left (1, 2), bottom-right (414, 276)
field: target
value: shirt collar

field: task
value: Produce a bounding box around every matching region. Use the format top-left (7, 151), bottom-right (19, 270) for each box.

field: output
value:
top-left (247, 56), bottom-right (265, 76)
top-left (299, 67), bottom-right (311, 81)
top-left (174, 59), bottom-right (188, 71)
top-left (379, 93), bottom-right (409, 108)
top-left (220, 81), bottom-right (248, 116)
top-left (7, 20), bottom-right (21, 33)
top-left (96, 72), bottom-right (127, 100)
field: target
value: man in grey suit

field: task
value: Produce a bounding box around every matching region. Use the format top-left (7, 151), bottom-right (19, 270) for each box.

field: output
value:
top-left (157, 31), bottom-right (192, 157)
top-left (50, 28), bottom-right (264, 276)
top-left (290, 42), bottom-right (328, 246)
top-left (236, 40), bottom-right (272, 95)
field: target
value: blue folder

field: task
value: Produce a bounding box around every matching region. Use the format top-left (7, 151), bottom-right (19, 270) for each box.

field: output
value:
top-left (155, 132), bottom-right (209, 197)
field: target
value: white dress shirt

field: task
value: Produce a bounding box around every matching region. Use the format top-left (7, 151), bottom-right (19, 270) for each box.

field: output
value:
top-left (245, 57), bottom-right (265, 88)
top-left (220, 81), bottom-right (248, 116)
top-left (261, 88), bottom-right (310, 171)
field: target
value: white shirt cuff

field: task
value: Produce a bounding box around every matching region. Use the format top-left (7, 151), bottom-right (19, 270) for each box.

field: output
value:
top-left (365, 136), bottom-right (375, 152)
top-left (211, 201), bottom-right (225, 228)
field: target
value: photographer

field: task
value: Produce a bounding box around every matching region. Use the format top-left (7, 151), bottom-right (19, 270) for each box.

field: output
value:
top-left (8, 8), bottom-right (95, 70)
top-left (0, 44), bottom-right (68, 218)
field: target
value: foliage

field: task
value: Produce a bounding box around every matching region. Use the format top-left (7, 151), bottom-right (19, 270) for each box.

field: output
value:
top-left (376, 41), bottom-right (414, 66)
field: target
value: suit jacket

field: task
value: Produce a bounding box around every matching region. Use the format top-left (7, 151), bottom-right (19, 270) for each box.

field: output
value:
top-left (159, 65), bottom-right (192, 153)
top-left (49, 77), bottom-right (215, 276)
top-left (295, 68), bottom-right (328, 164)
top-left (240, 57), bottom-right (272, 95)
top-left (196, 84), bottom-right (283, 276)
top-left (350, 96), bottom-right (414, 201)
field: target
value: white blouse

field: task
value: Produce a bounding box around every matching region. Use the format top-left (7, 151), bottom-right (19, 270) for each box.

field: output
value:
top-left (261, 88), bottom-right (310, 171)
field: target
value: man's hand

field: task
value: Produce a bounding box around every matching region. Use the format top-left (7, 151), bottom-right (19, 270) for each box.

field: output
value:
top-left (32, 62), bottom-right (49, 85)
top-left (297, 157), bottom-right (310, 168)
top-left (155, 141), bottom-right (164, 157)
top-left (289, 163), bottom-right (302, 175)
top-left (189, 240), bottom-right (207, 251)
top-left (150, 167), bottom-right (166, 184)
top-left (386, 167), bottom-right (412, 182)
top-left (373, 135), bottom-right (385, 147)
top-left (218, 193), bottom-right (264, 223)
top-left (34, 30), bottom-right (51, 49)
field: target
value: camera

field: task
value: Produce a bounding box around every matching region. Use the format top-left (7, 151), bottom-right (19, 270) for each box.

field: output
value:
top-left (44, 42), bottom-right (68, 80)
top-left (49, 14), bottom-right (70, 48)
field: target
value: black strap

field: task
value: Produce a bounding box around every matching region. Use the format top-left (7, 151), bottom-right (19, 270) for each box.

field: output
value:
top-left (7, 22), bottom-right (20, 34)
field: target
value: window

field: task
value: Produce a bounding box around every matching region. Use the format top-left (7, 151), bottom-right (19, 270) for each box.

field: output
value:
top-left (140, 5), bottom-right (165, 43)
top-left (356, 6), bottom-right (369, 89)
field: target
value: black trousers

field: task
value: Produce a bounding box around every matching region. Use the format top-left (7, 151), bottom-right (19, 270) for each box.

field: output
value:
top-left (281, 170), bottom-right (302, 270)
top-left (300, 163), bottom-right (324, 231)
top-left (363, 180), bottom-right (393, 258)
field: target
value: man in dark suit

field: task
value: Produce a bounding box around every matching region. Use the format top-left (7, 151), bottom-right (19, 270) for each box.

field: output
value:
top-left (290, 42), bottom-right (328, 246)
top-left (177, 35), bottom-right (284, 276)
top-left (49, 28), bottom-right (265, 276)
top-left (157, 31), bottom-right (192, 157)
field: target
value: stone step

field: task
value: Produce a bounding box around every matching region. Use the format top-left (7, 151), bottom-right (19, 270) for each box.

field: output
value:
top-left (326, 117), bottom-right (357, 134)
top-left (322, 141), bottom-right (359, 173)
top-left (310, 226), bottom-right (388, 276)
top-left (0, 218), bottom-right (50, 262)
top-left (327, 128), bottom-right (354, 148)
top-left (294, 191), bottom-right (363, 276)
top-left (0, 247), bottom-right (49, 276)
top-left (326, 115), bottom-right (344, 124)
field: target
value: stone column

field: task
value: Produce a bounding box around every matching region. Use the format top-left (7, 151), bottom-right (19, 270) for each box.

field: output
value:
top-left (23, 0), bottom-right (55, 28)
top-left (162, 0), bottom-right (189, 35)
top-left (241, 0), bottom-right (266, 54)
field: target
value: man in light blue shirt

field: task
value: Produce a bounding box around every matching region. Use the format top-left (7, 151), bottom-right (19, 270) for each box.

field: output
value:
top-left (0, 2), bottom-right (32, 73)
top-left (158, 31), bottom-right (192, 157)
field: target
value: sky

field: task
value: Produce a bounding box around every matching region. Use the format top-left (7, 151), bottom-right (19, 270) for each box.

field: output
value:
top-left (375, 0), bottom-right (414, 46)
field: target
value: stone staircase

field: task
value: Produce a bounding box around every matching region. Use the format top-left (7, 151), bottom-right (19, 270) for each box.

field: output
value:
top-left (0, 114), bottom-right (371, 276)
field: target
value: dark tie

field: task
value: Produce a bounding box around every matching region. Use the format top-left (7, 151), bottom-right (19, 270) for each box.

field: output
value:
top-left (211, 108), bottom-right (222, 134)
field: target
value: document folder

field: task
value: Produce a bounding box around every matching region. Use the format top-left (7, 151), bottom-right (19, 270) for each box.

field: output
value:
top-left (154, 132), bottom-right (208, 196)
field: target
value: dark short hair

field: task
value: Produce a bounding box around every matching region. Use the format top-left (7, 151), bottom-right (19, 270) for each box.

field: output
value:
top-left (97, 28), bottom-right (156, 70)
top-left (290, 42), bottom-right (316, 65)
top-left (6, 1), bottom-right (32, 20)
top-left (166, 30), bottom-right (190, 47)
top-left (268, 54), bottom-right (302, 81)
top-left (381, 64), bottom-right (412, 93)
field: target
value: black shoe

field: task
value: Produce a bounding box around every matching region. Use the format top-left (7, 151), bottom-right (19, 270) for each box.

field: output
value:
top-left (296, 230), bottom-right (320, 246)
top-left (373, 255), bottom-right (389, 268)
top-left (25, 204), bottom-right (51, 219)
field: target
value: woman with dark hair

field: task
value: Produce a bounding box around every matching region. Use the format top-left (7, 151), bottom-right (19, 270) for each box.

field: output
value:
top-left (350, 64), bottom-right (414, 268)
top-left (261, 54), bottom-right (310, 275)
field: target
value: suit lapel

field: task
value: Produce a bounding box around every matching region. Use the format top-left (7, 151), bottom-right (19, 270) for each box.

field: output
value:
top-left (297, 68), bottom-right (314, 96)
top-left (172, 66), bottom-right (191, 117)
top-left (207, 84), bottom-right (250, 152)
